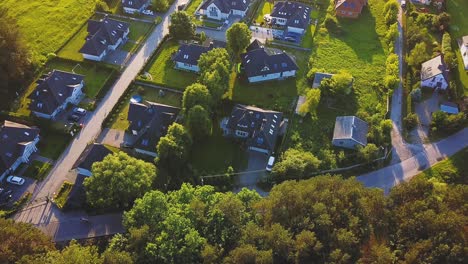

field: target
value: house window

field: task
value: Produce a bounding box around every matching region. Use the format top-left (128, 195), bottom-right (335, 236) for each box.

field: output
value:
top-left (141, 139), bottom-right (149, 146)
top-left (184, 63), bottom-right (192, 67)
top-left (210, 6), bottom-right (217, 12)
top-left (235, 130), bottom-right (248, 137)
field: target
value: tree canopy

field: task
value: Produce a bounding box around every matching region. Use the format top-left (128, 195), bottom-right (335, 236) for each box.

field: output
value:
top-left (182, 83), bottom-right (212, 112)
top-left (298, 88), bottom-right (321, 117)
top-left (271, 148), bottom-right (321, 182)
top-left (186, 105), bottom-right (212, 139)
top-left (226, 22), bottom-right (252, 56)
top-left (169, 11), bottom-right (195, 40)
top-left (198, 48), bottom-right (231, 102)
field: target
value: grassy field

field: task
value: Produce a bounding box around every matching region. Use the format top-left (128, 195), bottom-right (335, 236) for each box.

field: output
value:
top-left (446, 0), bottom-right (468, 96)
top-left (1, 0), bottom-right (96, 63)
top-left (58, 15), bottom-right (155, 62)
top-left (254, 1), bottom-right (274, 24)
top-left (143, 40), bottom-right (198, 90)
top-left (38, 130), bottom-right (71, 160)
top-left (110, 85), bottom-right (182, 130)
top-left (417, 147), bottom-right (467, 184)
top-left (23, 161), bottom-right (52, 181)
top-left (186, 0), bottom-right (203, 15)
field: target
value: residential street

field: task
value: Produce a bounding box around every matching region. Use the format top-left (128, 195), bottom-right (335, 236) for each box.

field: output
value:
top-left (14, 0), bottom-right (189, 241)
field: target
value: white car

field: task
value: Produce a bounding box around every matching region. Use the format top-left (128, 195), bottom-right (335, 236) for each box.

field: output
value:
top-left (142, 10), bottom-right (154, 15)
top-left (6, 176), bottom-right (25, 186)
top-left (266, 156), bottom-right (275, 172)
top-left (73, 107), bottom-right (87, 115)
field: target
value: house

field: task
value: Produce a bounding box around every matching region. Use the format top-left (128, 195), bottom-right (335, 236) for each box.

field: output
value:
top-left (0, 121), bottom-right (40, 181)
top-left (222, 104), bottom-right (285, 154)
top-left (410, 0), bottom-right (431, 5)
top-left (332, 116), bottom-right (368, 150)
top-left (172, 40), bottom-right (226, 72)
top-left (241, 40), bottom-right (298, 83)
top-left (458, 36), bottom-right (468, 71)
top-left (421, 55), bottom-right (449, 90)
top-left (270, 1), bottom-right (312, 34)
top-left (122, 0), bottom-right (151, 14)
top-left (334, 0), bottom-right (368, 18)
top-left (440, 102), bottom-right (459, 114)
top-left (28, 70), bottom-right (85, 120)
top-left (79, 17), bottom-right (130, 61)
top-left (199, 0), bottom-right (250, 20)
top-left (126, 101), bottom-right (180, 156)
top-left (312, 72), bottom-right (334, 88)
top-left (74, 143), bottom-right (113, 176)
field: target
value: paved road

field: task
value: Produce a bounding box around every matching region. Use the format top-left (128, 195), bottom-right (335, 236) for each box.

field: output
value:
top-left (14, 0), bottom-right (189, 241)
top-left (233, 151), bottom-right (269, 197)
top-left (358, 128), bottom-right (468, 194)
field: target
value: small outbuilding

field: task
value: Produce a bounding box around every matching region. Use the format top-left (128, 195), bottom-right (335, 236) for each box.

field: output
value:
top-left (332, 116), bottom-right (368, 150)
top-left (440, 102), bottom-right (459, 115)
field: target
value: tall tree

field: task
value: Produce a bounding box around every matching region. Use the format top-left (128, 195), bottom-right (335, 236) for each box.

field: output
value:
top-left (271, 148), bottom-right (321, 181)
top-left (186, 105), bottom-right (212, 139)
top-left (298, 88), bottom-right (321, 117)
top-left (407, 42), bottom-right (429, 69)
top-left (156, 123), bottom-right (192, 176)
top-left (84, 152), bottom-right (157, 209)
top-left (226, 22), bottom-right (252, 56)
top-left (169, 11), bottom-right (195, 40)
top-left (198, 48), bottom-right (231, 101)
top-left (152, 0), bottom-right (169, 12)
top-left (182, 83), bottom-right (212, 112)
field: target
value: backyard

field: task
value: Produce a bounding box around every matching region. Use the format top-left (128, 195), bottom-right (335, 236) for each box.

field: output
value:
top-left (22, 161), bottom-right (52, 181)
top-left (38, 129), bottom-right (72, 160)
top-left (142, 40), bottom-right (198, 90)
top-left (1, 0), bottom-right (97, 63)
top-left (417, 147), bottom-right (467, 184)
top-left (185, 0), bottom-right (203, 15)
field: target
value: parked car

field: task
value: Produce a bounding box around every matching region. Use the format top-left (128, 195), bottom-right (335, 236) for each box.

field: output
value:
top-left (284, 36), bottom-right (297, 42)
top-left (273, 34), bottom-right (283, 40)
top-left (142, 10), bottom-right (154, 15)
top-left (73, 107), bottom-right (87, 115)
top-left (401, 0), bottom-right (406, 8)
top-left (6, 176), bottom-right (25, 186)
top-left (68, 114), bottom-right (80, 122)
top-left (266, 156), bottom-right (275, 172)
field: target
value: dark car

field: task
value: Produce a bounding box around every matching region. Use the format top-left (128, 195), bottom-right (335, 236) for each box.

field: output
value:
top-left (273, 34), bottom-right (283, 40)
top-left (0, 190), bottom-right (13, 201)
top-left (68, 114), bottom-right (80, 122)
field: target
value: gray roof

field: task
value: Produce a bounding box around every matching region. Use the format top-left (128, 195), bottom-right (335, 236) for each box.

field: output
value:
top-left (227, 104), bottom-right (283, 153)
top-left (172, 40), bottom-right (226, 66)
top-left (421, 55), bottom-right (448, 81)
top-left (312, 72), bottom-right (333, 88)
top-left (0, 121), bottom-right (40, 176)
top-left (28, 70), bottom-right (84, 115)
top-left (127, 101), bottom-right (180, 151)
top-left (122, 0), bottom-right (149, 9)
top-left (74, 143), bottom-right (113, 171)
top-left (271, 1), bottom-right (312, 30)
top-left (200, 0), bottom-right (250, 13)
top-left (333, 116), bottom-right (368, 146)
top-left (79, 17), bottom-right (130, 56)
top-left (440, 102), bottom-right (459, 114)
top-left (241, 41), bottom-right (298, 77)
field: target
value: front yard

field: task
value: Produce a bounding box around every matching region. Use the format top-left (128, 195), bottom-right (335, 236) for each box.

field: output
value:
top-left (447, 0), bottom-right (468, 96)
top-left (23, 161), bottom-right (52, 181)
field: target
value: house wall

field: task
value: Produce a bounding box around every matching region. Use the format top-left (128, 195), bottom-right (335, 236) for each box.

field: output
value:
top-left (77, 168), bottom-right (92, 177)
top-left (83, 52), bottom-right (105, 61)
top-left (421, 74), bottom-right (448, 90)
top-left (460, 44), bottom-right (468, 70)
top-left (282, 70), bottom-right (296, 78)
top-left (249, 146), bottom-right (269, 154)
top-left (123, 7), bottom-right (139, 14)
top-left (32, 111), bottom-right (53, 120)
top-left (135, 148), bottom-right (158, 157)
top-left (271, 17), bottom-right (287, 26)
top-left (332, 138), bottom-right (362, 150)
top-left (0, 136), bottom-right (39, 181)
top-left (232, 9), bottom-right (247, 17)
top-left (175, 61), bottom-right (200, 72)
top-left (336, 9), bottom-right (360, 18)
top-left (248, 70), bottom-right (296, 83)
top-left (204, 4), bottom-right (229, 20)
top-left (288, 26), bottom-right (305, 34)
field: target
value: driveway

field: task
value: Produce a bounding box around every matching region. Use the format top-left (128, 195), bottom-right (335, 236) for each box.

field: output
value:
top-left (234, 151), bottom-right (269, 197)
top-left (96, 128), bottom-right (128, 148)
top-left (195, 15), bottom-right (241, 41)
top-left (103, 49), bottom-right (130, 66)
top-left (409, 92), bottom-right (440, 143)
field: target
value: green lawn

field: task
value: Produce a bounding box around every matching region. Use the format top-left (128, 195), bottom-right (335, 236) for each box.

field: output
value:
top-left (447, 0), bottom-right (468, 96)
top-left (58, 15), bottom-right (154, 62)
top-left (23, 161), bottom-right (52, 181)
top-left (417, 147), bottom-right (467, 184)
top-left (0, 0), bottom-right (96, 64)
top-left (254, 1), bottom-right (274, 24)
top-left (110, 85), bottom-right (182, 130)
top-left (143, 40), bottom-right (198, 90)
top-left (38, 130), bottom-right (71, 160)
top-left (186, 0), bottom-right (203, 15)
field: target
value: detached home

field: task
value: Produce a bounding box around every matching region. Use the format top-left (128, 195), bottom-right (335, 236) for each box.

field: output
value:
top-left (122, 0), bottom-right (151, 14)
top-left (74, 143), bottom-right (113, 177)
top-left (79, 17), bottom-right (130, 61)
top-left (126, 101), bottom-right (180, 157)
top-left (332, 116), bottom-right (368, 150)
top-left (172, 40), bottom-right (226, 72)
top-left (335, 0), bottom-right (368, 18)
top-left (270, 1), bottom-right (312, 34)
top-left (222, 104), bottom-right (285, 155)
top-left (458, 36), bottom-right (468, 71)
top-left (199, 0), bottom-right (250, 20)
top-left (420, 55), bottom-right (449, 90)
top-left (241, 40), bottom-right (298, 83)
top-left (0, 121), bottom-right (40, 181)
top-left (28, 70), bottom-right (84, 120)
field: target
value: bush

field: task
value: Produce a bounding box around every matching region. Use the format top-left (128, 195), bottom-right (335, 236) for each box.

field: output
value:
top-left (54, 181), bottom-right (74, 209)
top-left (410, 88), bottom-right (422, 102)
top-left (95, 1), bottom-right (109, 12)
top-left (404, 113), bottom-right (419, 131)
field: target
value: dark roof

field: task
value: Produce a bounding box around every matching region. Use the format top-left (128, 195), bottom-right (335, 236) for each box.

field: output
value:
top-left (28, 70), bottom-right (84, 115)
top-left (172, 40), bottom-right (226, 65)
top-left (241, 41), bottom-right (298, 77)
top-left (0, 121), bottom-right (40, 176)
top-left (74, 143), bottom-right (113, 171)
top-left (122, 0), bottom-right (149, 9)
top-left (200, 0), bottom-right (250, 13)
top-left (79, 17), bottom-right (130, 56)
top-left (271, 1), bottom-right (312, 29)
top-left (127, 101), bottom-right (180, 151)
top-left (227, 104), bottom-right (283, 153)
top-left (335, 0), bottom-right (367, 11)
top-left (421, 55), bottom-right (448, 81)
top-left (333, 116), bottom-right (368, 146)
top-left (312, 72), bottom-right (333, 88)
top-left (246, 39), bottom-right (263, 52)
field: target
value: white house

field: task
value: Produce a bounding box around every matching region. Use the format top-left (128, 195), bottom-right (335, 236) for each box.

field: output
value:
top-left (241, 40), bottom-right (298, 83)
top-left (74, 143), bottom-right (113, 177)
top-left (0, 121), bottom-right (40, 181)
top-left (79, 17), bottom-right (130, 61)
top-left (420, 55), bottom-right (449, 90)
top-left (332, 116), bottom-right (369, 150)
top-left (199, 0), bottom-right (250, 20)
top-left (458, 36), bottom-right (468, 71)
top-left (28, 70), bottom-right (85, 120)
top-left (269, 1), bottom-right (312, 34)
top-left (122, 0), bottom-right (151, 14)
top-left (172, 40), bottom-right (226, 72)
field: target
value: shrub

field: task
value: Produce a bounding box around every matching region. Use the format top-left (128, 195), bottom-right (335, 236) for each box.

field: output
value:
top-left (404, 113), bottom-right (419, 130)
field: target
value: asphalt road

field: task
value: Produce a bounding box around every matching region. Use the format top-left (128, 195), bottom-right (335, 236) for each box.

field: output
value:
top-left (14, 0), bottom-right (189, 241)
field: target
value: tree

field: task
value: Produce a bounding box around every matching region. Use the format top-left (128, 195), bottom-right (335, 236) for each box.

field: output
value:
top-left (441, 32), bottom-right (457, 69)
top-left (198, 48), bottom-right (231, 102)
top-left (186, 105), bottom-right (212, 139)
top-left (271, 148), bottom-right (321, 181)
top-left (182, 83), bottom-right (212, 111)
top-left (407, 42), bottom-right (429, 69)
top-left (298, 88), bottom-right (321, 117)
top-left (0, 8), bottom-right (33, 110)
top-left (156, 123), bottom-right (192, 175)
top-left (169, 11), bottom-right (195, 40)
top-left (330, 71), bottom-right (353, 94)
top-left (384, 54), bottom-right (399, 90)
top-left (0, 218), bottom-right (54, 263)
top-left (357, 144), bottom-right (380, 163)
top-left (404, 113), bottom-right (419, 130)
top-left (151, 0), bottom-right (169, 12)
top-left (123, 190), bottom-right (168, 232)
top-left (226, 22), bottom-right (252, 56)
top-left (18, 240), bottom-right (102, 264)
top-left (383, 0), bottom-right (399, 25)
top-left (84, 152), bottom-right (156, 209)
